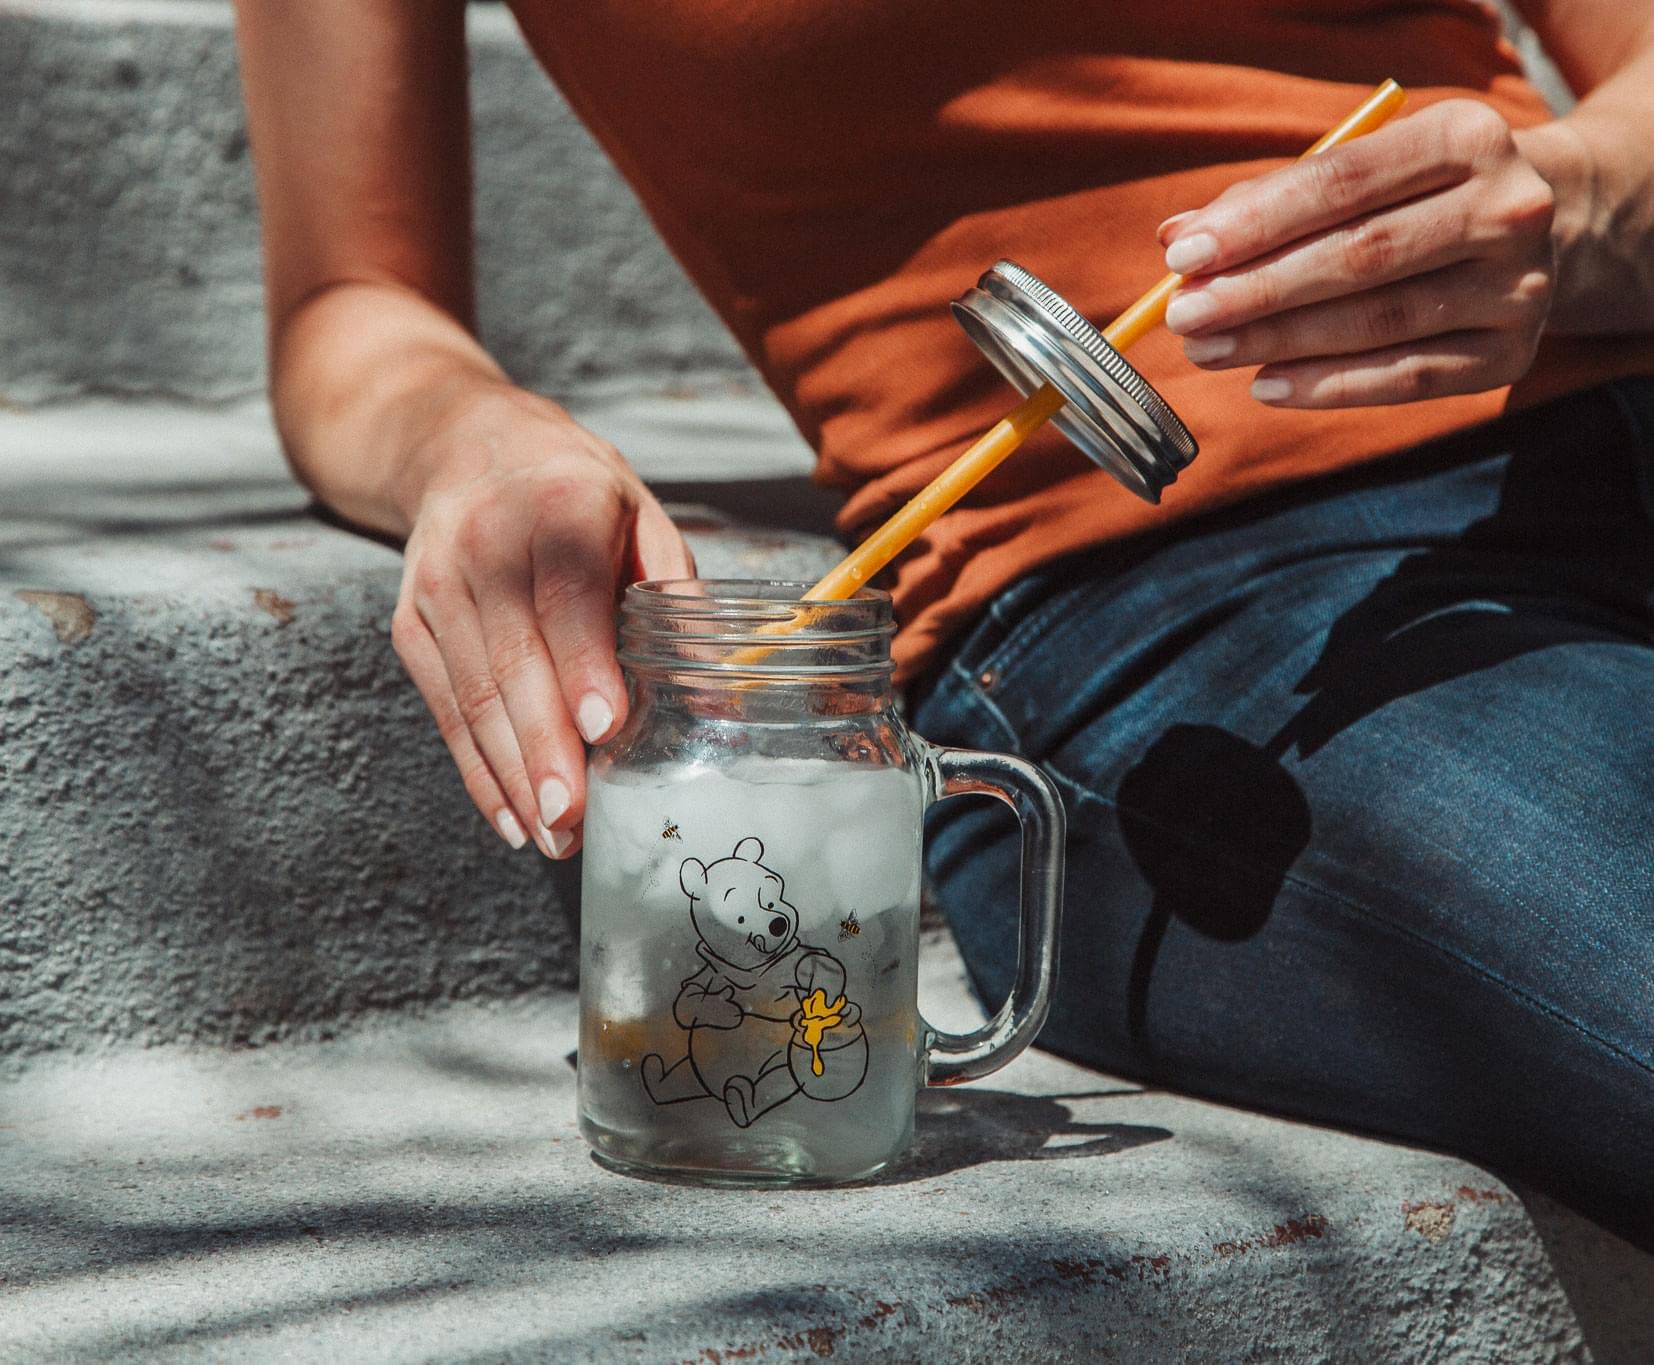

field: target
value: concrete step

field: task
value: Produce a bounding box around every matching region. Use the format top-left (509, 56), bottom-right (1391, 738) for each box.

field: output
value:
top-left (0, 0), bottom-right (751, 404)
top-left (0, 931), bottom-right (1648, 1363)
top-left (0, 397), bottom-right (835, 1069)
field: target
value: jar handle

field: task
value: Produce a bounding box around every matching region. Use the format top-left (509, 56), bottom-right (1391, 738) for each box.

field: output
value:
top-left (921, 745), bottom-right (1065, 1086)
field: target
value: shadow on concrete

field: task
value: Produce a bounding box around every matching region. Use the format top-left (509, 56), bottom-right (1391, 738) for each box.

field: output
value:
top-left (0, 499), bottom-right (307, 567)
top-left (1519, 1185), bottom-right (1654, 1365)
top-left (3, 476), bottom-right (298, 516)
top-left (0, 1174), bottom-right (1216, 1361)
top-left (569, 1087), bottom-right (1168, 1191)
top-left (410, 1039), bottom-right (571, 1089)
top-left (869, 1087), bottom-right (1171, 1185)
top-left (62, 1278), bottom-right (485, 1359)
top-left (309, 479), bottom-right (846, 552)
top-left (0, 1186), bottom-right (578, 1291)
top-left (655, 479), bottom-right (843, 538)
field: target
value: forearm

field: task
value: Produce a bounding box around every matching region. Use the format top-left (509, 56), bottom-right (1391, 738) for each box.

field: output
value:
top-left (271, 281), bottom-right (510, 537)
top-left (1516, 41), bottom-right (1654, 335)
top-left (234, 0), bottom-right (488, 536)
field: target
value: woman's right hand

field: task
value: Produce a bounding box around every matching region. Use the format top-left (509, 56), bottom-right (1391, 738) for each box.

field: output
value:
top-left (389, 380), bottom-right (694, 859)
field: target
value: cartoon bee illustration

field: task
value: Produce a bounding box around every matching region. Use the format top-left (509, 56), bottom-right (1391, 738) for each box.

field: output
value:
top-left (661, 818), bottom-right (681, 841)
top-left (838, 909), bottom-right (861, 941)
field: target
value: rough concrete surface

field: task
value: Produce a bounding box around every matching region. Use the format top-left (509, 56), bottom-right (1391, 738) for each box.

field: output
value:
top-left (0, 0), bottom-right (751, 403)
top-left (0, 935), bottom-right (1648, 1364)
top-left (0, 399), bottom-right (837, 1069)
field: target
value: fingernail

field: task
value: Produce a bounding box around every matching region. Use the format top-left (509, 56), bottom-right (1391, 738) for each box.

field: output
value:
top-left (1183, 333), bottom-right (1238, 365)
top-left (532, 822), bottom-right (572, 859)
top-left (1251, 377), bottom-right (1294, 403)
top-left (1165, 290), bottom-right (1220, 334)
top-left (576, 693), bottom-right (614, 745)
top-left (1165, 232), bottom-right (1219, 276)
top-left (539, 826), bottom-right (575, 859)
top-left (538, 777), bottom-right (571, 828)
top-left (1157, 210), bottom-right (1196, 245)
top-left (495, 808), bottom-right (528, 850)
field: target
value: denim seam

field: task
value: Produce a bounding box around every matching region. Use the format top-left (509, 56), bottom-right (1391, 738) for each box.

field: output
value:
top-left (976, 584), bottom-right (1093, 683)
top-left (944, 656), bottom-right (1026, 755)
top-left (1048, 771), bottom-right (1654, 1080)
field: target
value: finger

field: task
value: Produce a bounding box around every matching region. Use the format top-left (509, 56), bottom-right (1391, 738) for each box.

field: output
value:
top-left (451, 495), bottom-right (588, 834)
top-left (391, 601), bottom-right (532, 852)
top-left (472, 593), bottom-right (589, 839)
top-left (1165, 181), bottom-right (1489, 338)
top-left (1156, 209), bottom-right (1198, 245)
top-left (631, 493), bottom-right (696, 584)
top-left (530, 486), bottom-right (630, 748)
top-left (415, 587), bottom-right (572, 858)
top-left (1181, 261), bottom-right (1550, 370)
top-left (1249, 330), bottom-right (1534, 409)
top-left (1161, 99), bottom-right (1507, 277)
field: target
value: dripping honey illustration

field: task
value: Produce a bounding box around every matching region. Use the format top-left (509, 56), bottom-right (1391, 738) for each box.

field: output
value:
top-left (796, 989), bottom-right (846, 1077)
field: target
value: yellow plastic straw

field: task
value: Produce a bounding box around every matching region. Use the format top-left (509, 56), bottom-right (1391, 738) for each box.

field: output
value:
top-left (737, 80), bottom-right (1406, 660)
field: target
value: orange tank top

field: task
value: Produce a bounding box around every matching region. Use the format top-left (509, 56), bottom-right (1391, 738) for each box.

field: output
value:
top-left (507, 0), bottom-right (1654, 679)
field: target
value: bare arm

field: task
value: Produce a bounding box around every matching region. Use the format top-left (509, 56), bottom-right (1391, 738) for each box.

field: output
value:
top-left (235, 0), bottom-right (488, 533)
top-left (234, 0), bottom-right (693, 856)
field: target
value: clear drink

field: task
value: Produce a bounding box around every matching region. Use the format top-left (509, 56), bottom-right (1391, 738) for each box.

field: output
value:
top-left (579, 757), bottom-right (923, 1183)
top-left (577, 578), bottom-right (1064, 1187)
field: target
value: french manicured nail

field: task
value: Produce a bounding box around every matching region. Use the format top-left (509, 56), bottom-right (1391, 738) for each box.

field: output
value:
top-left (1165, 232), bottom-right (1220, 276)
top-left (1157, 210), bottom-right (1196, 245)
top-left (1165, 290), bottom-right (1220, 334)
top-left (495, 808), bottom-right (528, 850)
top-left (576, 693), bottom-right (613, 744)
top-left (1183, 333), bottom-right (1238, 365)
top-left (1251, 377), bottom-right (1294, 403)
top-left (538, 777), bottom-right (571, 828)
top-left (540, 826), bottom-right (575, 858)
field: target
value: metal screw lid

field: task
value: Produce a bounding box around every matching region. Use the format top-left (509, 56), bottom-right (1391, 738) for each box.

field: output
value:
top-left (952, 260), bottom-right (1198, 503)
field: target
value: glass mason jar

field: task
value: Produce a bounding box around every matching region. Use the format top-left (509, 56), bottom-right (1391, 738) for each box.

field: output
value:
top-left (578, 580), bottom-right (1065, 1185)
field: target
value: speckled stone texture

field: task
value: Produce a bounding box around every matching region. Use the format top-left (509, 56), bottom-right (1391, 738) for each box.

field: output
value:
top-left (0, 399), bottom-right (837, 1070)
top-left (0, 943), bottom-right (1648, 1363)
top-left (0, 0), bottom-right (750, 403)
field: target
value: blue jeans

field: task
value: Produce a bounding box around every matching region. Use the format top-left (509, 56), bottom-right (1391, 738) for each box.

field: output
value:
top-left (914, 377), bottom-right (1654, 1249)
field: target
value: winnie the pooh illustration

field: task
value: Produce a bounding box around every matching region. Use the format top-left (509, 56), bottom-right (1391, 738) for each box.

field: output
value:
top-left (641, 836), bottom-right (866, 1127)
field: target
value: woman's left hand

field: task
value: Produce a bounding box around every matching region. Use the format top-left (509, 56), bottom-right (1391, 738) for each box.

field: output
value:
top-left (1159, 99), bottom-right (1559, 408)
